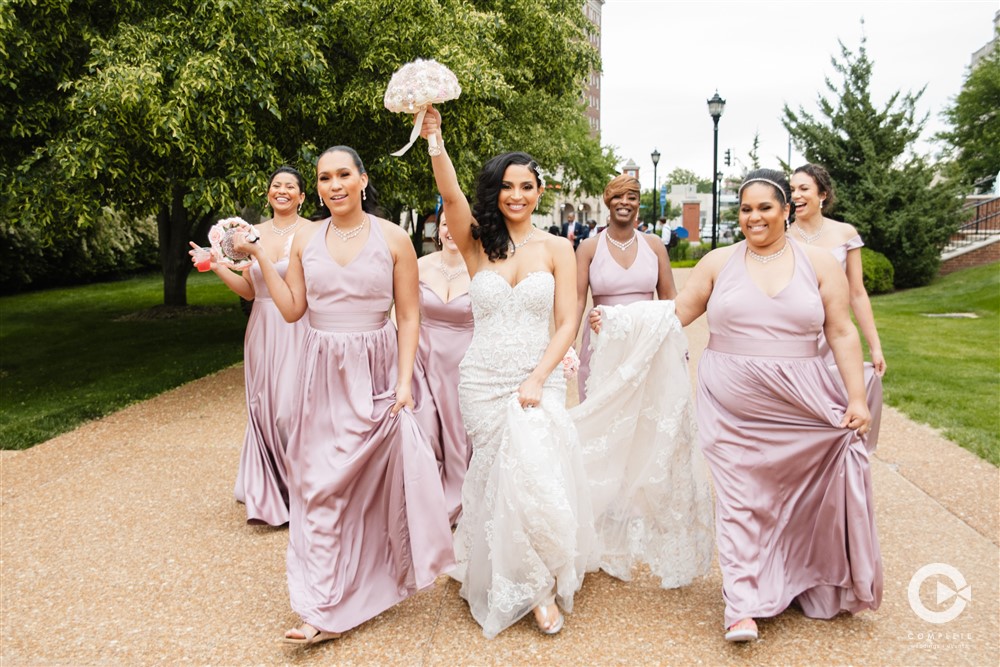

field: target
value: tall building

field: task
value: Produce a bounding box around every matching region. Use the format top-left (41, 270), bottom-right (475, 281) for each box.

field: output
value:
top-left (546, 1), bottom-right (605, 231)
top-left (583, 0), bottom-right (604, 137)
top-left (970, 10), bottom-right (1000, 69)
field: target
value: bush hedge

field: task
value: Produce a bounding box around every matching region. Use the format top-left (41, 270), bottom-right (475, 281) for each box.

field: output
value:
top-left (861, 247), bottom-right (895, 295)
top-left (1, 209), bottom-right (159, 294)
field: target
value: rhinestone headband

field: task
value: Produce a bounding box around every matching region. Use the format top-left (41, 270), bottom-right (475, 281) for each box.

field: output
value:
top-left (739, 178), bottom-right (788, 204)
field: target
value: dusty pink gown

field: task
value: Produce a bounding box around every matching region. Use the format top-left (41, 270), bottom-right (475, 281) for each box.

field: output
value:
top-left (821, 235), bottom-right (883, 450)
top-left (233, 246), bottom-right (307, 526)
top-left (697, 239), bottom-right (882, 629)
top-left (285, 217), bottom-right (455, 634)
top-left (413, 283), bottom-right (474, 525)
top-left (578, 230), bottom-right (658, 400)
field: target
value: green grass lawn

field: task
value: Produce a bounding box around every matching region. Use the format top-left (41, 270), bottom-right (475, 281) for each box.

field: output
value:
top-left (871, 262), bottom-right (999, 465)
top-left (0, 272), bottom-right (247, 449)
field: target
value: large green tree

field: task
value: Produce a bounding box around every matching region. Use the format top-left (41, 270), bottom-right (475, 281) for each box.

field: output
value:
top-left (2, 0), bottom-right (615, 304)
top-left (938, 30), bottom-right (1000, 193)
top-left (665, 167), bottom-right (711, 193)
top-left (783, 35), bottom-right (963, 288)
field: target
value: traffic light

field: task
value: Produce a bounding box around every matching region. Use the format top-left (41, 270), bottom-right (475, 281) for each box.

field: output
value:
top-left (724, 149), bottom-right (731, 167)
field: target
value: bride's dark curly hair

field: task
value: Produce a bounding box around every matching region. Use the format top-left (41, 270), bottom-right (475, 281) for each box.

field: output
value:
top-left (472, 151), bottom-right (543, 262)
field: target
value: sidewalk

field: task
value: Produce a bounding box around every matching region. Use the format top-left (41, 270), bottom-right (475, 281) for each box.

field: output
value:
top-left (2, 277), bottom-right (998, 665)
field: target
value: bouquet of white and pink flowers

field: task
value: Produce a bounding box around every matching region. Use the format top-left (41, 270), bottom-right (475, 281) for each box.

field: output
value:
top-left (384, 58), bottom-right (461, 157)
top-left (208, 217), bottom-right (259, 269)
top-left (562, 346), bottom-right (581, 381)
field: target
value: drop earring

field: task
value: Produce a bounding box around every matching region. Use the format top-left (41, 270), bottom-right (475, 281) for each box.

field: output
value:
top-left (362, 189), bottom-right (367, 201)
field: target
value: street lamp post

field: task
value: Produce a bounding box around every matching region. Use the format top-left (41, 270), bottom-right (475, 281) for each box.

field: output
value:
top-left (651, 148), bottom-right (661, 228)
top-left (707, 91), bottom-right (726, 249)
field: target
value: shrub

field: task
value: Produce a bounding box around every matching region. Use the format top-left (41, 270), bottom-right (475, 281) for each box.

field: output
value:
top-left (691, 243), bottom-right (713, 260)
top-left (670, 239), bottom-right (690, 261)
top-left (861, 247), bottom-right (894, 295)
top-left (0, 209), bottom-right (159, 293)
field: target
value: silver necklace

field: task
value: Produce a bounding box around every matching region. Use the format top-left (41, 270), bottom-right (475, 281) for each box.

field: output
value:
top-left (606, 231), bottom-right (637, 252)
top-left (747, 242), bottom-right (788, 264)
top-left (271, 219), bottom-right (302, 237)
top-left (437, 256), bottom-right (467, 281)
top-left (507, 227), bottom-right (535, 254)
top-left (795, 219), bottom-right (825, 243)
top-left (331, 214), bottom-right (367, 241)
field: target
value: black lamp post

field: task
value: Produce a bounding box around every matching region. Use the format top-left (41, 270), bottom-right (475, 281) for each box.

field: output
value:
top-left (707, 91), bottom-right (726, 249)
top-left (651, 148), bottom-right (661, 226)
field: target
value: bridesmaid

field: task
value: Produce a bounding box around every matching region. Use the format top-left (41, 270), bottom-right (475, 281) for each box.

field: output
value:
top-left (413, 211), bottom-right (475, 525)
top-left (592, 168), bottom-right (882, 643)
top-left (574, 174), bottom-right (677, 400)
top-left (789, 163), bottom-right (885, 448)
top-left (190, 166), bottom-right (311, 526)
top-left (789, 163), bottom-right (887, 376)
top-left (236, 146), bottom-right (454, 645)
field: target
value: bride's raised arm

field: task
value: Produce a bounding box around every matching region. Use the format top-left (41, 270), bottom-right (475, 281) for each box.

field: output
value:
top-left (420, 106), bottom-right (476, 261)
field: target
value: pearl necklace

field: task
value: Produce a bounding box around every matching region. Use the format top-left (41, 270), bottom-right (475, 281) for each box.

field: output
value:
top-left (331, 215), bottom-right (367, 241)
top-left (606, 231), bottom-right (637, 252)
top-left (270, 219), bottom-right (302, 237)
top-left (507, 227), bottom-right (535, 255)
top-left (747, 242), bottom-right (788, 264)
top-left (437, 256), bottom-right (467, 281)
top-left (795, 219), bottom-right (825, 243)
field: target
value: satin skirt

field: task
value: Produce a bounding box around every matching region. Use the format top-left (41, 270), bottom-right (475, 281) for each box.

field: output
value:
top-left (285, 317), bottom-right (455, 634)
top-left (697, 336), bottom-right (883, 628)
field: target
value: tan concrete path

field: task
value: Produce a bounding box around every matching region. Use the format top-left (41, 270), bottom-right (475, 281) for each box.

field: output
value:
top-left (2, 271), bottom-right (998, 666)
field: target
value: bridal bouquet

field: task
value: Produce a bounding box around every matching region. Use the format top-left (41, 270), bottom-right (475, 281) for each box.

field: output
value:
top-left (562, 346), bottom-right (581, 380)
top-left (208, 217), bottom-right (259, 269)
top-left (384, 58), bottom-right (461, 157)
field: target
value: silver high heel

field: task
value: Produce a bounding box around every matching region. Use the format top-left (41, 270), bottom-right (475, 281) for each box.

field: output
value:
top-left (534, 596), bottom-right (564, 635)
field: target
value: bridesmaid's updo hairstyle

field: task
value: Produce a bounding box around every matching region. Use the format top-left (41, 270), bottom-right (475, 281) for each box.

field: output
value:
top-left (269, 165), bottom-right (305, 192)
top-left (793, 163), bottom-right (837, 212)
top-left (739, 168), bottom-right (795, 225)
top-left (602, 174), bottom-right (641, 209)
top-left (473, 151), bottom-right (543, 262)
top-left (317, 145), bottom-right (382, 216)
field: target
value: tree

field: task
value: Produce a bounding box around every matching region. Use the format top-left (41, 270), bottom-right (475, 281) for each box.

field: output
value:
top-left (2, 0), bottom-right (616, 304)
top-left (938, 29), bottom-right (1000, 193)
top-left (747, 132), bottom-right (761, 170)
top-left (783, 33), bottom-right (963, 288)
top-left (639, 189), bottom-right (677, 227)
top-left (665, 167), bottom-right (712, 193)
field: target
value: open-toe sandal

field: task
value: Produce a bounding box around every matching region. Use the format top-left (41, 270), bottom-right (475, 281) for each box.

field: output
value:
top-left (725, 618), bottom-right (758, 642)
top-left (533, 598), bottom-right (564, 635)
top-left (282, 623), bottom-right (341, 645)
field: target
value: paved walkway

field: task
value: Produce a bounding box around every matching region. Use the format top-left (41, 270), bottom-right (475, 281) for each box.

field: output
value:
top-left (2, 272), bottom-right (998, 666)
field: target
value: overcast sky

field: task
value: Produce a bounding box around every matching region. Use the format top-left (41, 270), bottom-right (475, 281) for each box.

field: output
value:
top-left (599, 0), bottom-right (999, 190)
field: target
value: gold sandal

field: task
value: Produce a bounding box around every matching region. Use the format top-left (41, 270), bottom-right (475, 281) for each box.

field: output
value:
top-left (282, 622), bottom-right (341, 645)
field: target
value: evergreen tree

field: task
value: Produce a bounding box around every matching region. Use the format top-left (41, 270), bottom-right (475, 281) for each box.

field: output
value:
top-left (938, 29), bottom-right (1000, 193)
top-left (782, 34), bottom-right (963, 288)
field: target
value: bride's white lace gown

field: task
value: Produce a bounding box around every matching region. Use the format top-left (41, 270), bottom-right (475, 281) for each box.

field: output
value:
top-left (571, 300), bottom-right (714, 588)
top-left (454, 270), bottom-right (596, 638)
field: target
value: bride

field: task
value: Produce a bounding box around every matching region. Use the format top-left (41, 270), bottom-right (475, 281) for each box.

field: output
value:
top-left (421, 106), bottom-right (595, 638)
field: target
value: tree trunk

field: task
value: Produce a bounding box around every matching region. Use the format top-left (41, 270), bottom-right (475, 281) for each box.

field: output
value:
top-left (157, 184), bottom-right (214, 306)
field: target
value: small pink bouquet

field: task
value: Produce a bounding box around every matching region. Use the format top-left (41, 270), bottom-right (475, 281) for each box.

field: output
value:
top-left (384, 58), bottom-right (461, 157)
top-left (208, 217), bottom-right (259, 269)
top-left (562, 346), bottom-right (581, 380)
